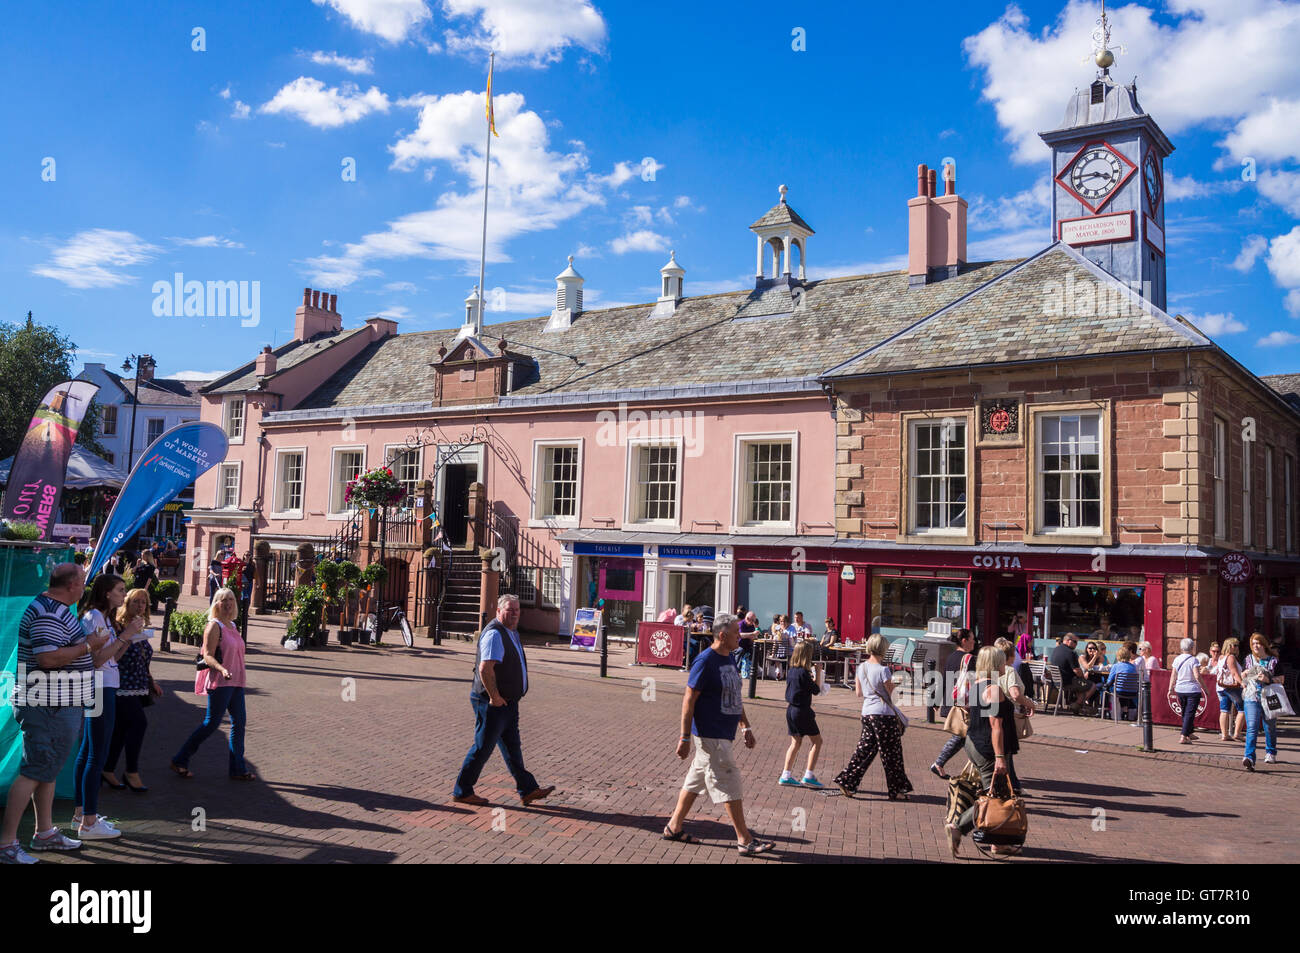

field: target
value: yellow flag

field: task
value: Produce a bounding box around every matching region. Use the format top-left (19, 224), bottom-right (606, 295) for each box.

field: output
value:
top-left (486, 57), bottom-right (498, 138)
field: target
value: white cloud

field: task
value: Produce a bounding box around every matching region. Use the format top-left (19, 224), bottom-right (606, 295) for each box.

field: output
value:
top-left (169, 370), bottom-right (226, 381)
top-left (1257, 169), bottom-right (1300, 217)
top-left (575, 243), bottom-right (600, 258)
top-left (807, 255), bottom-right (909, 279)
top-left (441, 0), bottom-right (607, 66)
top-left (969, 227), bottom-right (1050, 260)
top-left (260, 77), bottom-right (391, 128)
top-left (306, 89), bottom-right (632, 286)
top-left (1186, 312), bottom-right (1247, 335)
top-left (588, 159), bottom-right (660, 189)
top-left (673, 195), bottom-right (692, 209)
top-left (629, 206), bottom-right (653, 226)
top-left (311, 0), bottom-right (430, 42)
top-left (31, 229), bottom-right (160, 289)
top-left (1232, 235), bottom-right (1268, 272)
top-left (1220, 98), bottom-right (1300, 165)
top-left (1164, 172), bottom-right (1243, 201)
top-left (965, 1), bottom-right (1300, 172)
top-left (1265, 226), bottom-right (1300, 316)
top-left (308, 50), bottom-right (375, 74)
top-left (382, 280), bottom-right (418, 292)
top-left (231, 100), bottom-right (252, 119)
top-left (969, 179), bottom-right (1050, 233)
top-left (266, 141), bottom-right (287, 149)
top-left (169, 235), bottom-right (245, 249)
top-left (369, 305), bottom-right (413, 320)
top-left (1257, 330), bottom-right (1300, 347)
top-left (610, 230), bottom-right (668, 254)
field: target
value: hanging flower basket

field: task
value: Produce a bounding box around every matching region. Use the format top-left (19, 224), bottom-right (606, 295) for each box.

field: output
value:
top-left (345, 466), bottom-right (405, 509)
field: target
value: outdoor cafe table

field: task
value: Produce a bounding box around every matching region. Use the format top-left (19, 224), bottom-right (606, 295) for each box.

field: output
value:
top-left (825, 643), bottom-right (865, 687)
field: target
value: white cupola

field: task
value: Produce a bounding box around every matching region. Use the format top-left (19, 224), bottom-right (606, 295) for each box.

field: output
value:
top-left (545, 256), bottom-right (584, 332)
top-left (651, 250), bottom-right (685, 318)
top-left (749, 184), bottom-right (814, 289)
top-left (456, 285), bottom-right (483, 340)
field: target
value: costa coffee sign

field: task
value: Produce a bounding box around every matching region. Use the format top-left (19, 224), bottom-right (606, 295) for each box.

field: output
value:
top-left (1218, 552), bottom-right (1254, 585)
top-left (973, 554), bottom-right (1022, 570)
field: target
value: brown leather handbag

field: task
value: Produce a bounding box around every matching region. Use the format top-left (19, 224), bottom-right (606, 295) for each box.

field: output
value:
top-left (975, 773), bottom-right (1028, 842)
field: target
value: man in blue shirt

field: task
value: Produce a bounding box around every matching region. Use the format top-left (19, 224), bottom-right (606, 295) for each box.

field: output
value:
top-left (452, 594), bottom-right (555, 807)
top-left (661, 612), bottom-right (775, 856)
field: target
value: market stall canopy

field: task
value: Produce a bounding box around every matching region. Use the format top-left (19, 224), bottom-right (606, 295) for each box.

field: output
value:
top-left (0, 444), bottom-right (124, 490)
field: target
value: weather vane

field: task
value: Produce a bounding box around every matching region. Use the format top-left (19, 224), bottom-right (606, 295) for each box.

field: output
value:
top-left (1086, 0), bottom-right (1125, 74)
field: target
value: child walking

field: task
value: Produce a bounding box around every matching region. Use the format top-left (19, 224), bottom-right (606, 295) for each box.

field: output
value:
top-left (779, 641), bottom-right (824, 787)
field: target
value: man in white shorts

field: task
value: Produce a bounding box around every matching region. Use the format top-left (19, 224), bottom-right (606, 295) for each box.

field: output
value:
top-left (661, 612), bottom-right (774, 856)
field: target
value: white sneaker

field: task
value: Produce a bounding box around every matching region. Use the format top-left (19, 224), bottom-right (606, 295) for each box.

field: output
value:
top-left (30, 828), bottom-right (82, 852)
top-left (71, 815), bottom-right (117, 831)
top-left (1265, 753), bottom-right (1277, 764)
top-left (77, 818), bottom-right (122, 840)
top-left (0, 841), bottom-right (39, 864)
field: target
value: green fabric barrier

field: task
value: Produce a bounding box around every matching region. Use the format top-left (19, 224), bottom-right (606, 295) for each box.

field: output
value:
top-left (1, 543), bottom-right (77, 803)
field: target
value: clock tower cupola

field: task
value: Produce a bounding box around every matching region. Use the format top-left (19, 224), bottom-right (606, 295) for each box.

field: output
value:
top-left (1038, 2), bottom-right (1173, 310)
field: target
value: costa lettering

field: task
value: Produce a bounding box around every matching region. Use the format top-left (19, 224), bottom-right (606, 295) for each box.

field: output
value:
top-left (972, 555), bottom-right (1022, 569)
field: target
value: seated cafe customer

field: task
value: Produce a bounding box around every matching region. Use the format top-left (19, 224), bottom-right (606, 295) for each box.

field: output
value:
top-left (1050, 633), bottom-right (1098, 712)
top-left (1104, 647), bottom-right (1141, 721)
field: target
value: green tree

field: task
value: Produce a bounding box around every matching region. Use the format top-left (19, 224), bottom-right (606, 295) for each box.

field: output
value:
top-left (0, 312), bottom-right (106, 461)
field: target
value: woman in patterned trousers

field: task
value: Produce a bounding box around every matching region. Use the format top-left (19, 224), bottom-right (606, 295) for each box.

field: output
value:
top-left (834, 635), bottom-right (913, 801)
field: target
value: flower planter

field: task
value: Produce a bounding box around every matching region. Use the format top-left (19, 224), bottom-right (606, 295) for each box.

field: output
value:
top-left (338, 629), bottom-right (355, 646)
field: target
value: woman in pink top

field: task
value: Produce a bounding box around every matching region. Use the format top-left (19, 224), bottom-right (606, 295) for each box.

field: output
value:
top-left (170, 588), bottom-right (254, 780)
top-left (1136, 641), bottom-right (1163, 681)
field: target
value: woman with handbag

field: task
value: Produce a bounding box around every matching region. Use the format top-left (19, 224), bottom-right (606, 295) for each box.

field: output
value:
top-left (931, 629), bottom-right (975, 779)
top-left (834, 634), bottom-right (913, 801)
top-left (104, 588), bottom-right (162, 792)
top-left (170, 588), bottom-right (255, 781)
top-left (1215, 638), bottom-right (1246, 742)
top-left (946, 645), bottom-right (1021, 857)
top-left (995, 638), bottom-right (1034, 796)
top-left (1241, 633), bottom-right (1279, 770)
top-left (1169, 638), bottom-right (1204, 745)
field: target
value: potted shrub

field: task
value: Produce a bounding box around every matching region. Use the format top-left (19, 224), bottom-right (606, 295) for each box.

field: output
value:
top-left (316, 560), bottom-right (342, 629)
top-left (0, 520), bottom-right (43, 541)
top-left (339, 561), bottom-right (362, 641)
top-left (284, 583), bottom-right (325, 650)
top-left (155, 580), bottom-right (181, 604)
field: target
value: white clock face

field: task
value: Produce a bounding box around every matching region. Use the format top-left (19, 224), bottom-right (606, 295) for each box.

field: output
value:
top-left (1069, 146), bottom-right (1124, 202)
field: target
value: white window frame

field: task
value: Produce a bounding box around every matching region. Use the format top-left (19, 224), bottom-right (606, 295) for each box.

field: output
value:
top-left (1213, 417), bottom-right (1227, 541)
top-left (145, 417), bottom-right (166, 446)
top-left (1265, 445), bottom-right (1275, 550)
top-left (623, 436), bottom-right (683, 531)
top-left (730, 432), bottom-right (798, 534)
top-left (214, 461), bottom-right (242, 509)
top-left (530, 439), bottom-right (583, 528)
top-left (1029, 408), bottom-right (1107, 541)
top-left (1285, 453), bottom-right (1296, 554)
top-left (222, 396), bottom-right (245, 444)
top-left (328, 446), bottom-right (367, 519)
top-left (383, 444), bottom-right (424, 508)
top-left (271, 447), bottom-right (307, 519)
top-left (907, 419), bottom-right (968, 536)
top-left (1243, 438), bottom-right (1254, 548)
top-left (101, 405), bottom-right (117, 437)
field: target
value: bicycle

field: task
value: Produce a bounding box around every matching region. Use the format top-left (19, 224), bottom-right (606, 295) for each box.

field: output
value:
top-left (363, 603), bottom-right (415, 648)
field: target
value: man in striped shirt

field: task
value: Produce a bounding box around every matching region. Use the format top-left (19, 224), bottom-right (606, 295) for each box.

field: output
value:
top-left (1, 564), bottom-right (107, 864)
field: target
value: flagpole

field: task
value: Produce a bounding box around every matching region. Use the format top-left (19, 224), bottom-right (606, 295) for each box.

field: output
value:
top-left (476, 51), bottom-right (494, 336)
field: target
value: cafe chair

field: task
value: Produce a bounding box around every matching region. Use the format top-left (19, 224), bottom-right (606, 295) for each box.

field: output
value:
top-left (1026, 659), bottom-right (1048, 705)
top-left (1099, 668), bottom-right (1140, 722)
top-left (1043, 665), bottom-right (1076, 715)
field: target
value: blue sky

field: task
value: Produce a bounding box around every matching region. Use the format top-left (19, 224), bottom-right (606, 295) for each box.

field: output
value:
top-left (3, 0), bottom-right (1299, 380)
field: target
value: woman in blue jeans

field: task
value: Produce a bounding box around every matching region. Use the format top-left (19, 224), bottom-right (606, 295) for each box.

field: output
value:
top-left (73, 574), bottom-right (142, 839)
top-left (1241, 632), bottom-right (1279, 771)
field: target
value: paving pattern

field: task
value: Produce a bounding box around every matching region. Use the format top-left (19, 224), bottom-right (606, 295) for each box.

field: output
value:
top-left (19, 616), bottom-right (1298, 865)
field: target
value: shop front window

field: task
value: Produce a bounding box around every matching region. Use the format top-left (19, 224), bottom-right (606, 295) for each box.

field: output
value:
top-left (872, 576), bottom-right (968, 641)
top-left (1032, 582), bottom-right (1145, 646)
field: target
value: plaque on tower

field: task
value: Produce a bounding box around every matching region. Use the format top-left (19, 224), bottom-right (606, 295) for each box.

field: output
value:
top-left (1144, 214), bottom-right (1165, 255)
top-left (1058, 210), bottom-right (1135, 247)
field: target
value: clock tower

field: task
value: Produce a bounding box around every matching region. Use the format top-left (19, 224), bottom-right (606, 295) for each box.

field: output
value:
top-left (1039, 7), bottom-right (1173, 310)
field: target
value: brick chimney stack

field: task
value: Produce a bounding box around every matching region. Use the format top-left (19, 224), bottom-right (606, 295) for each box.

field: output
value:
top-left (294, 286), bottom-right (342, 341)
top-left (908, 161), bottom-right (967, 287)
top-left (139, 355), bottom-right (156, 382)
top-left (255, 345), bottom-right (277, 377)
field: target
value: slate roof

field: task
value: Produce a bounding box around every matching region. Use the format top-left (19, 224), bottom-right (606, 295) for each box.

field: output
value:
top-left (750, 201), bottom-right (814, 233)
top-left (202, 328), bottom-right (367, 395)
top-left (1262, 373), bottom-right (1300, 397)
top-left (117, 375), bottom-right (211, 406)
top-left (822, 243), bottom-right (1211, 379)
top-left (293, 260), bottom-right (1019, 411)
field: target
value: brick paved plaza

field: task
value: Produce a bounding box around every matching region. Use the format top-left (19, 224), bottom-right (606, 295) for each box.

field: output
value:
top-left (11, 610), bottom-right (1296, 866)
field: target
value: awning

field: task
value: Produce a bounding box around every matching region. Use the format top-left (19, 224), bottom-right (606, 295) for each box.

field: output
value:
top-left (0, 444), bottom-right (125, 490)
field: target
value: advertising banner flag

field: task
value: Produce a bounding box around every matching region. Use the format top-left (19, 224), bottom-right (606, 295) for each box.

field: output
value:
top-left (86, 422), bottom-right (228, 580)
top-left (1148, 669), bottom-right (1220, 731)
top-left (1, 381), bottom-right (99, 539)
top-left (636, 622), bottom-right (685, 667)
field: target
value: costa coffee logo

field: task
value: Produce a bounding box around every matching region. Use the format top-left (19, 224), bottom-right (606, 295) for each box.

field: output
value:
top-left (648, 629), bottom-right (673, 659)
top-left (973, 555), bottom-right (1022, 569)
top-left (1218, 552), bottom-right (1254, 585)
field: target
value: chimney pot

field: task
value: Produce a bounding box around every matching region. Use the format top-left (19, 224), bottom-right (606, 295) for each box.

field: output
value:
top-left (327, 293), bottom-right (337, 312)
top-left (311, 289), bottom-right (320, 308)
top-left (916, 164), bottom-right (928, 197)
top-left (927, 169), bottom-right (937, 198)
top-left (943, 161), bottom-right (956, 196)
top-left (303, 288), bottom-right (311, 306)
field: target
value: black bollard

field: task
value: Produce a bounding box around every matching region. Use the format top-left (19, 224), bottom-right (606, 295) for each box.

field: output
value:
top-left (1139, 676), bottom-right (1154, 751)
top-left (926, 657), bottom-right (937, 723)
top-left (600, 624), bottom-right (609, 678)
top-left (160, 597), bottom-right (176, 653)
